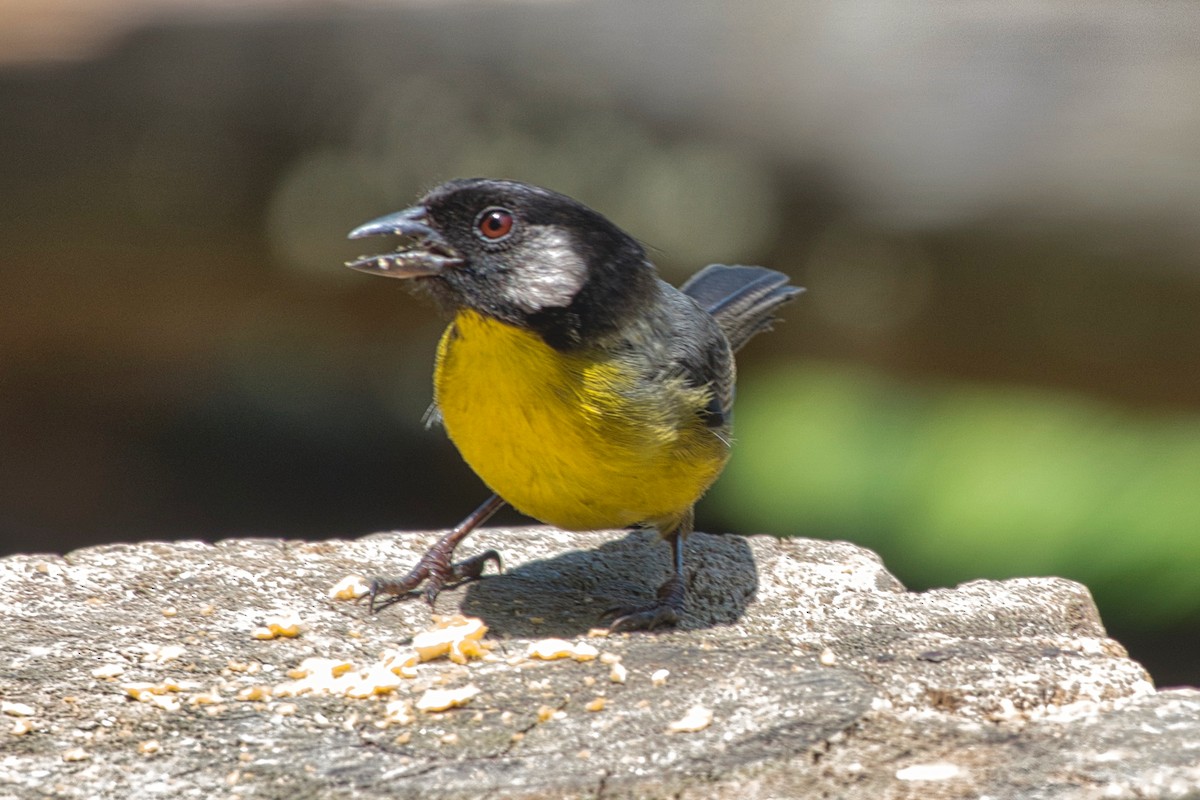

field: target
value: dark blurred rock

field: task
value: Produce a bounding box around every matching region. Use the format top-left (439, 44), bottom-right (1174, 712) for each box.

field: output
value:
top-left (0, 529), bottom-right (1194, 798)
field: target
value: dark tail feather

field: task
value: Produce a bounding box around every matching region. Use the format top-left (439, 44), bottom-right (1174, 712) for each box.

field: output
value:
top-left (680, 264), bottom-right (804, 352)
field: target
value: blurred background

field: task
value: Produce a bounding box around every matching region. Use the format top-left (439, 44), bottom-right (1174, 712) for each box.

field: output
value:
top-left (2, 1), bottom-right (1198, 684)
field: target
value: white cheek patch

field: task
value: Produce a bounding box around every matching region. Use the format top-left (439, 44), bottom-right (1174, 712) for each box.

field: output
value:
top-left (503, 226), bottom-right (588, 312)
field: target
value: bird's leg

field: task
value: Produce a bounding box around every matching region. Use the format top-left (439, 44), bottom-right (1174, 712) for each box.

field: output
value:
top-left (368, 494), bottom-right (506, 612)
top-left (606, 509), bottom-right (691, 632)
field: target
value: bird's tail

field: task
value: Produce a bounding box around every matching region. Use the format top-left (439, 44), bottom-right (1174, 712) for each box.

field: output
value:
top-left (680, 264), bottom-right (804, 352)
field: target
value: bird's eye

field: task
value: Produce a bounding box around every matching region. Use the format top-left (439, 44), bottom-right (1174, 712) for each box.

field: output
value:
top-left (475, 207), bottom-right (515, 241)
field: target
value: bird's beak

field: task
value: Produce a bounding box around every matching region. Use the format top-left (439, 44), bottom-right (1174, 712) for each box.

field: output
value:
top-left (345, 206), bottom-right (463, 278)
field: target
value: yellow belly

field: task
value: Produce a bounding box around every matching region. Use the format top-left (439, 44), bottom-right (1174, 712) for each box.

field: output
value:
top-left (433, 310), bottom-right (728, 531)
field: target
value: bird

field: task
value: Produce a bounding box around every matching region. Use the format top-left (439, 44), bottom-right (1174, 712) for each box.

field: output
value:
top-left (346, 178), bottom-right (801, 631)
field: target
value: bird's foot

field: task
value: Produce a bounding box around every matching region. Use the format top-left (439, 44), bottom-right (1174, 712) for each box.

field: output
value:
top-left (604, 574), bottom-right (685, 632)
top-left (368, 549), bottom-right (502, 613)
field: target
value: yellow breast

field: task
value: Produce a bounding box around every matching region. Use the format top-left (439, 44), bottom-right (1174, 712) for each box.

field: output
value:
top-left (433, 310), bottom-right (728, 531)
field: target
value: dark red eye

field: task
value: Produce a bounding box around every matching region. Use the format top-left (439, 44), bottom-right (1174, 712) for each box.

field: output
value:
top-left (476, 207), bottom-right (514, 241)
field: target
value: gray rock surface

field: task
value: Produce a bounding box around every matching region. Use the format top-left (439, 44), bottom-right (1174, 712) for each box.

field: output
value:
top-left (1, 528), bottom-right (1196, 799)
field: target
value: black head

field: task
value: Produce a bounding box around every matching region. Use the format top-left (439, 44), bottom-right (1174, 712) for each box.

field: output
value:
top-left (347, 178), bottom-right (658, 348)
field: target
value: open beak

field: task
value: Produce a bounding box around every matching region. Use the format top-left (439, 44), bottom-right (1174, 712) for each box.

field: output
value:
top-left (345, 206), bottom-right (463, 278)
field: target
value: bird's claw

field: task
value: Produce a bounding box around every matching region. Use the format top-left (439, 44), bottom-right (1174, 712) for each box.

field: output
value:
top-left (368, 548), bottom-right (502, 614)
top-left (603, 574), bottom-right (685, 632)
top-left (604, 603), bottom-right (680, 632)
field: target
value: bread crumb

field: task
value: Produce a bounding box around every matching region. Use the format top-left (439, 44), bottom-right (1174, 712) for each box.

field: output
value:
top-left (412, 615), bottom-right (488, 664)
top-left (1, 701), bottom-right (36, 717)
top-left (252, 612), bottom-right (303, 640)
top-left (527, 639), bottom-right (575, 660)
top-left (90, 663), bottom-right (125, 680)
top-left (236, 686), bottom-right (271, 702)
top-left (536, 704), bottom-right (557, 722)
top-left (379, 699), bottom-right (415, 728)
top-left (328, 575), bottom-right (371, 601)
top-left (572, 643), bottom-right (599, 661)
top-left (189, 690), bottom-right (223, 706)
top-left (667, 705), bottom-right (713, 733)
top-left (416, 685), bottom-right (480, 713)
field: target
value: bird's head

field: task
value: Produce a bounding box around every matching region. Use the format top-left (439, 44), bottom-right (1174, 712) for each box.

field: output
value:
top-left (347, 178), bottom-right (656, 347)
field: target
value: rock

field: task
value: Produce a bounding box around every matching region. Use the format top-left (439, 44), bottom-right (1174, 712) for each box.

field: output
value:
top-left (0, 528), bottom-right (1195, 799)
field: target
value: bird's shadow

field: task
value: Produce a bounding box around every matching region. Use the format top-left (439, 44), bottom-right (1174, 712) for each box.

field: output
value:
top-left (453, 529), bottom-right (758, 638)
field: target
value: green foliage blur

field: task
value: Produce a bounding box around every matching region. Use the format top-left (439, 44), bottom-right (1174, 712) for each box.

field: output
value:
top-left (714, 363), bottom-right (1200, 631)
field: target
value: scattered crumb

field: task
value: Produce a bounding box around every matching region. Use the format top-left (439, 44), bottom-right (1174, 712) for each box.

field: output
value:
top-left (609, 663), bottom-right (628, 684)
top-left (161, 607), bottom-right (178, 617)
top-left (412, 615), bottom-right (488, 664)
top-left (536, 704), bottom-right (558, 723)
top-left (667, 705), bottom-right (713, 733)
top-left (138, 740), bottom-right (161, 755)
top-left (1, 701), bottom-right (36, 717)
top-left (122, 680), bottom-right (196, 702)
top-left (10, 718), bottom-right (35, 735)
top-left (252, 612), bottom-right (303, 640)
top-left (286, 657), bottom-right (354, 681)
top-left (199, 604), bottom-right (216, 616)
top-left (328, 575), bottom-right (370, 601)
top-left (416, 685), bottom-right (480, 713)
top-left (572, 643), bottom-right (599, 661)
top-left (440, 732), bottom-right (460, 745)
top-left (273, 656), bottom-right (408, 699)
top-left (599, 652), bottom-right (622, 665)
top-left (527, 639), bottom-right (575, 660)
top-left (377, 699), bottom-right (415, 728)
top-left (526, 638), bottom-right (600, 662)
top-left (651, 669), bottom-right (670, 687)
top-left (587, 628), bottom-right (609, 638)
top-left (585, 697), bottom-right (606, 712)
top-left (90, 663), bottom-right (125, 680)
top-left (819, 647), bottom-right (837, 666)
top-left (274, 703), bottom-right (297, 716)
top-left (148, 695), bottom-right (181, 712)
top-left (896, 762), bottom-right (963, 781)
top-left (236, 686), bottom-right (271, 702)
top-left (189, 691), bottom-right (224, 706)
top-left (62, 747), bottom-right (90, 762)
top-left (142, 644), bottom-right (186, 664)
